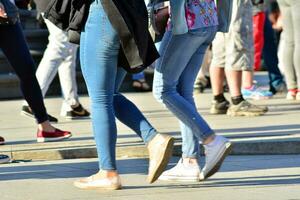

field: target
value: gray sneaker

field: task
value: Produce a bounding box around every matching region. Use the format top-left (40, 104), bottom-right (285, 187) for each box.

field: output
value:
top-left (227, 100), bottom-right (268, 117)
top-left (210, 100), bottom-right (230, 114)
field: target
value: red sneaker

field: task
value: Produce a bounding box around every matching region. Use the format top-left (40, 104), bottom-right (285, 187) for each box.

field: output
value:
top-left (37, 129), bottom-right (72, 143)
top-left (0, 136), bottom-right (5, 145)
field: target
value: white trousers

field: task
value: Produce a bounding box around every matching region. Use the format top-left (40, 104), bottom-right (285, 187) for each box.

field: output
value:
top-left (25, 19), bottom-right (79, 114)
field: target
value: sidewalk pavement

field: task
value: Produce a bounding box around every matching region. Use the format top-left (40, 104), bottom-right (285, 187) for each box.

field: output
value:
top-left (1, 155), bottom-right (300, 200)
top-left (0, 77), bottom-right (300, 160)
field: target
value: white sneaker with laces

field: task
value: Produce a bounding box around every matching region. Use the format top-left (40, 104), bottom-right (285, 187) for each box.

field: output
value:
top-left (200, 135), bottom-right (232, 180)
top-left (159, 158), bottom-right (200, 182)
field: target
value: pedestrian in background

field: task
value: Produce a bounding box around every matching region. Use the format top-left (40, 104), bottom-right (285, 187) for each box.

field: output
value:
top-left (21, 0), bottom-right (90, 122)
top-left (277, 0), bottom-right (300, 100)
top-left (210, 0), bottom-right (268, 116)
top-left (0, 0), bottom-right (71, 164)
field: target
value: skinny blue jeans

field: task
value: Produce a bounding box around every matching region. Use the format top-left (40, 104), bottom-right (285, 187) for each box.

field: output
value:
top-left (80, 1), bottom-right (157, 170)
top-left (153, 27), bottom-right (217, 158)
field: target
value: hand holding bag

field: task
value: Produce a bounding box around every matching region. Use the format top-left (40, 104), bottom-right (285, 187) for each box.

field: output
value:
top-left (0, 0), bottom-right (19, 25)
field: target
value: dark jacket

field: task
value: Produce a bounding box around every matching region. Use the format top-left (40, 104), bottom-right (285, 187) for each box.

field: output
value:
top-left (44, 0), bottom-right (159, 73)
top-left (44, 0), bottom-right (89, 44)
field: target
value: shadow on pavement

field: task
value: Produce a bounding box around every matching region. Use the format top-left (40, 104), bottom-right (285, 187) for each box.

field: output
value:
top-left (0, 156), bottom-right (300, 186)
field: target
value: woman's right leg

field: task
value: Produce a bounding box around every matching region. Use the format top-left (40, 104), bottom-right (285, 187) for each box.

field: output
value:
top-left (79, 1), bottom-right (120, 171)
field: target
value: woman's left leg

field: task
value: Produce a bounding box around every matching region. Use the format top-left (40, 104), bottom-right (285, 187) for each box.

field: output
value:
top-left (0, 23), bottom-right (71, 142)
top-left (114, 68), bottom-right (157, 143)
top-left (0, 23), bottom-right (48, 123)
top-left (113, 68), bottom-right (175, 183)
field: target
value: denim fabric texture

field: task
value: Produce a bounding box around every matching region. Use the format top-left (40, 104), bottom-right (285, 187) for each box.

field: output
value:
top-left (80, 1), bottom-right (157, 170)
top-left (153, 26), bottom-right (217, 157)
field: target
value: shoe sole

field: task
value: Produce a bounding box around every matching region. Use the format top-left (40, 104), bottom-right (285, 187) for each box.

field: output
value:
top-left (73, 182), bottom-right (122, 190)
top-left (202, 142), bottom-right (232, 180)
top-left (37, 134), bottom-right (72, 143)
top-left (244, 96), bottom-right (272, 100)
top-left (227, 110), bottom-right (266, 117)
top-left (159, 175), bottom-right (199, 182)
top-left (0, 157), bottom-right (10, 164)
top-left (148, 137), bottom-right (174, 184)
top-left (64, 116), bottom-right (90, 120)
top-left (210, 108), bottom-right (228, 115)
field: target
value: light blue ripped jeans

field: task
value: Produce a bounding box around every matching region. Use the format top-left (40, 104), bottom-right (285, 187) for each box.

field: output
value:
top-left (153, 26), bottom-right (217, 158)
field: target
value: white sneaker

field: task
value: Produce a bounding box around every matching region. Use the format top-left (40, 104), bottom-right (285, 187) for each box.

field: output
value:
top-left (286, 91), bottom-right (297, 100)
top-left (200, 135), bottom-right (232, 180)
top-left (159, 158), bottom-right (200, 182)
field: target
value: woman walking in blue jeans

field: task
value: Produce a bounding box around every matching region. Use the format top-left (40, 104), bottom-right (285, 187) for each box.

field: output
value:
top-left (153, 0), bottom-right (232, 181)
top-left (73, 0), bottom-right (174, 190)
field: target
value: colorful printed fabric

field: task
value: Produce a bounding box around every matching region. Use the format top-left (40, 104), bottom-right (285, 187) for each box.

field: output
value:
top-left (185, 0), bottom-right (218, 30)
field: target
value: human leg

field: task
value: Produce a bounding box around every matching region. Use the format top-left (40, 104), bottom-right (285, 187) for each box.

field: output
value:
top-left (277, 0), bottom-right (297, 91)
top-left (153, 29), bottom-right (216, 142)
top-left (210, 33), bottom-right (230, 114)
top-left (0, 23), bottom-right (71, 141)
top-left (253, 12), bottom-right (266, 71)
top-left (263, 13), bottom-right (285, 94)
top-left (113, 68), bottom-right (174, 183)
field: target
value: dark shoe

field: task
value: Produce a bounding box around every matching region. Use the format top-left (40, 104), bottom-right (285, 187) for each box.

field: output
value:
top-left (0, 136), bottom-right (5, 145)
top-left (132, 79), bottom-right (151, 92)
top-left (63, 104), bottom-right (90, 120)
top-left (37, 129), bottom-right (72, 143)
top-left (210, 100), bottom-right (230, 114)
top-left (21, 105), bottom-right (58, 123)
top-left (0, 154), bottom-right (10, 164)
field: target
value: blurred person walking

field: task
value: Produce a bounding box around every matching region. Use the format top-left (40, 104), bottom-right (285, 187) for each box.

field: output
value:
top-left (0, 0), bottom-right (71, 163)
top-left (21, 0), bottom-right (90, 122)
top-left (277, 0), bottom-right (300, 100)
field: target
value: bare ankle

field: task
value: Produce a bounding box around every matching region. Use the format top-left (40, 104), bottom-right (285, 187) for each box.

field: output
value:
top-left (183, 157), bottom-right (198, 165)
top-left (38, 121), bottom-right (55, 132)
top-left (99, 170), bottom-right (119, 178)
